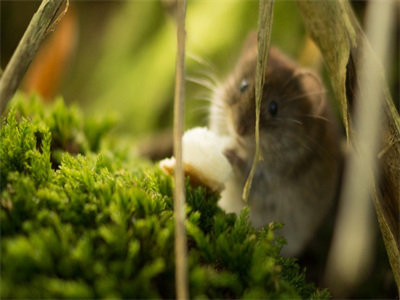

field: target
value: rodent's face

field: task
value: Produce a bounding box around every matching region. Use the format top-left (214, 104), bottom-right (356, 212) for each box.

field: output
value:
top-left (210, 34), bottom-right (326, 166)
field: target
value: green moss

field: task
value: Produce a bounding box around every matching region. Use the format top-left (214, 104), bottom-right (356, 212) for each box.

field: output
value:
top-left (0, 94), bottom-right (329, 299)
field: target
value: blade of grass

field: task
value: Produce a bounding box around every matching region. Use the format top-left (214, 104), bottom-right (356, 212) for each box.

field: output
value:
top-left (0, 0), bottom-right (66, 114)
top-left (298, 0), bottom-right (400, 295)
top-left (242, 0), bottom-right (274, 201)
top-left (297, 0), bottom-right (356, 140)
top-left (173, 0), bottom-right (189, 298)
top-left (345, 3), bottom-right (400, 292)
top-left (325, 1), bottom-right (396, 295)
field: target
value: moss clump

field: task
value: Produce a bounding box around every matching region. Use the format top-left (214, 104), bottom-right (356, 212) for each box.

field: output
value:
top-left (0, 94), bottom-right (330, 299)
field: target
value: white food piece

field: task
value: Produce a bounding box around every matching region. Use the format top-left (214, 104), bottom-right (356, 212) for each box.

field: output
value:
top-left (159, 127), bottom-right (233, 192)
top-left (183, 127), bottom-right (233, 186)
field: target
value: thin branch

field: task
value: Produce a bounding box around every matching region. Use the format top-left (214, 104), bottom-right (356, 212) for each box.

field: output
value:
top-left (0, 0), bottom-right (65, 114)
top-left (243, 0), bottom-right (274, 201)
top-left (46, 0), bottom-right (69, 36)
top-left (173, 0), bottom-right (189, 299)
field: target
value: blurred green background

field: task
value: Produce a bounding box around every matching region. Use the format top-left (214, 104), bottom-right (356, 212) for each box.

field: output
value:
top-left (1, 0), bottom-right (310, 139)
top-left (1, 1), bottom-right (398, 140)
top-left (0, 1), bottom-right (398, 297)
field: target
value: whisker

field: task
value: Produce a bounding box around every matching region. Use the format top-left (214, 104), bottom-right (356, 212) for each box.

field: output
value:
top-left (194, 69), bottom-right (221, 86)
top-left (200, 115), bottom-right (210, 125)
top-left (209, 104), bottom-right (226, 116)
top-left (302, 133), bottom-right (335, 160)
top-left (210, 106), bottom-right (226, 117)
top-left (191, 97), bottom-right (212, 104)
top-left (275, 117), bottom-right (303, 125)
top-left (281, 69), bottom-right (324, 91)
top-left (186, 76), bottom-right (217, 91)
top-left (300, 114), bottom-right (332, 124)
top-left (193, 93), bottom-right (215, 103)
top-left (284, 90), bottom-right (326, 103)
top-left (190, 105), bottom-right (210, 114)
top-left (281, 72), bottom-right (300, 90)
top-left (298, 138), bottom-right (315, 155)
top-left (187, 52), bottom-right (216, 71)
top-left (279, 128), bottom-right (333, 160)
top-left (210, 95), bottom-right (227, 107)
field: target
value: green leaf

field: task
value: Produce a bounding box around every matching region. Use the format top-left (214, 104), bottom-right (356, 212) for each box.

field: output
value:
top-left (297, 0), bottom-right (356, 139)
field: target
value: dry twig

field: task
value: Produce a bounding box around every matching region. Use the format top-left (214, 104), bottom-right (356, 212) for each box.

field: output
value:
top-left (243, 0), bottom-right (274, 201)
top-left (0, 0), bottom-right (66, 114)
top-left (173, 0), bottom-right (189, 298)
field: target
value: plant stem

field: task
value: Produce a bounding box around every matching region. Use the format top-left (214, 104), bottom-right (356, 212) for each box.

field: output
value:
top-left (324, 0), bottom-right (399, 296)
top-left (0, 0), bottom-right (65, 114)
top-left (173, 0), bottom-right (189, 299)
top-left (242, 0), bottom-right (274, 201)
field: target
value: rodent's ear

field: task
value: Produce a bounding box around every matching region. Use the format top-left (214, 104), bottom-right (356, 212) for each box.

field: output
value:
top-left (241, 32), bottom-right (258, 52)
top-left (297, 69), bottom-right (326, 114)
top-left (237, 32), bottom-right (258, 64)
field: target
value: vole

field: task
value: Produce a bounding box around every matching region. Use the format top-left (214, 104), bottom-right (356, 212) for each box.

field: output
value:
top-left (210, 33), bottom-right (342, 256)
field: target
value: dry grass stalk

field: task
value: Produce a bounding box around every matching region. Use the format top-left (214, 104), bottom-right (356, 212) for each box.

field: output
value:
top-left (242, 0), bottom-right (274, 201)
top-left (173, 0), bottom-right (189, 298)
top-left (0, 0), bottom-right (66, 114)
top-left (298, 0), bottom-right (399, 295)
top-left (325, 1), bottom-right (396, 294)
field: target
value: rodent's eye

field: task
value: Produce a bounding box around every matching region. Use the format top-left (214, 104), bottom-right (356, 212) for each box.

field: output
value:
top-left (239, 80), bottom-right (248, 93)
top-left (268, 101), bottom-right (278, 116)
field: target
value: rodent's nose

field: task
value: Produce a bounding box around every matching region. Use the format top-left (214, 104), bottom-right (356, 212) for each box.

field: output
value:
top-left (232, 105), bottom-right (255, 136)
top-left (235, 117), bottom-right (254, 137)
top-left (235, 123), bottom-right (248, 136)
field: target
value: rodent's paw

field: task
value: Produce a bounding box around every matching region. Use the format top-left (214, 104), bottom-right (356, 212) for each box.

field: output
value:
top-left (159, 127), bottom-right (233, 192)
top-left (224, 149), bottom-right (246, 170)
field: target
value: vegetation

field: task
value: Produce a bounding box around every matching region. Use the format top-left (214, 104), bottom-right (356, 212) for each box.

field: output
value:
top-left (0, 95), bottom-right (329, 299)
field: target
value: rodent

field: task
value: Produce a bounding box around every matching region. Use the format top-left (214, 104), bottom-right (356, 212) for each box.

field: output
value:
top-left (210, 33), bottom-right (343, 256)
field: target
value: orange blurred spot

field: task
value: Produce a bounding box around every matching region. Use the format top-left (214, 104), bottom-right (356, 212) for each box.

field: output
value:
top-left (23, 5), bottom-right (78, 101)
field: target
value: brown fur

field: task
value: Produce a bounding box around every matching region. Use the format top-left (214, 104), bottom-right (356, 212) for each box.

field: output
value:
top-left (210, 33), bottom-right (342, 256)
